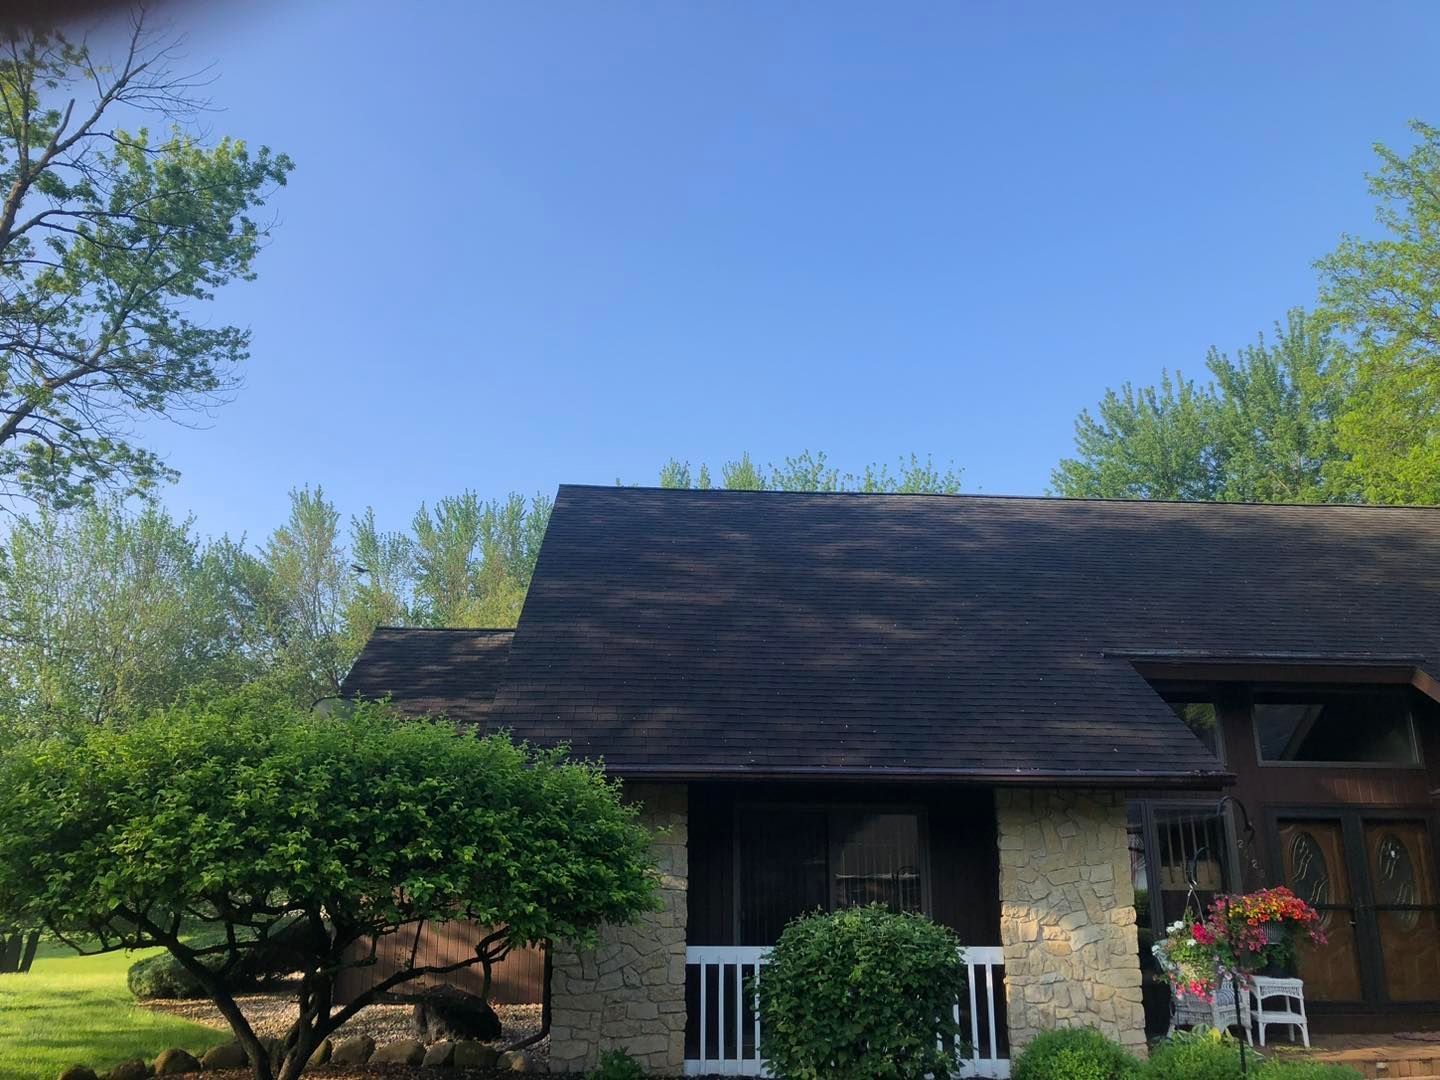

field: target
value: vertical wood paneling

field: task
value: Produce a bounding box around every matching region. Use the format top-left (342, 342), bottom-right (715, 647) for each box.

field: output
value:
top-left (333, 919), bottom-right (544, 1005)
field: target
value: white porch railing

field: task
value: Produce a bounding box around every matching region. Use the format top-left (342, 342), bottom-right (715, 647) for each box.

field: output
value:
top-left (683, 945), bottom-right (1009, 1078)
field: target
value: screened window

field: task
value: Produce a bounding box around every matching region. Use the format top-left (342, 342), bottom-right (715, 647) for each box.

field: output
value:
top-left (737, 807), bottom-right (923, 945)
top-left (1254, 690), bottom-right (1419, 765)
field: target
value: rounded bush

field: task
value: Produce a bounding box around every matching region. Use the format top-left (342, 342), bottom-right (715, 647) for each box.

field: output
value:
top-left (1012, 1027), bottom-right (1142, 1080)
top-left (1146, 1030), bottom-right (1245, 1080)
top-left (127, 953), bottom-right (213, 1000)
top-left (755, 904), bottom-right (965, 1080)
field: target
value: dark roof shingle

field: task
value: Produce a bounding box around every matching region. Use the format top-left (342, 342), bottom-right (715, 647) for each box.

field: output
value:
top-left (340, 627), bottom-right (513, 725)
top-left (482, 486), bottom-right (1440, 784)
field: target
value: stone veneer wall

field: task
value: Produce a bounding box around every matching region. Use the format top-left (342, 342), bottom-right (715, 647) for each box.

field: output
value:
top-left (996, 789), bottom-right (1147, 1057)
top-left (548, 783), bottom-right (688, 1074)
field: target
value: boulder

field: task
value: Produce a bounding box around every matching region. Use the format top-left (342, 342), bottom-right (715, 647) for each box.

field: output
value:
top-left (371, 1040), bottom-right (425, 1067)
top-left (58, 1067), bottom-right (97, 1080)
top-left (199, 1043), bottom-right (246, 1071)
top-left (421, 1041), bottom-right (455, 1068)
top-left (409, 986), bottom-right (502, 1043)
top-left (306, 1040), bottom-right (332, 1068)
top-left (153, 1050), bottom-right (200, 1076)
top-left (106, 1061), bottom-right (147, 1080)
top-left (498, 1050), bottom-right (542, 1072)
top-left (450, 1043), bottom-right (500, 1070)
top-left (329, 1035), bottom-right (376, 1066)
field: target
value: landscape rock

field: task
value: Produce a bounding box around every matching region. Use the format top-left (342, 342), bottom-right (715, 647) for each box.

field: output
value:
top-left (306, 1039), bottom-right (332, 1068)
top-left (450, 1043), bottom-right (500, 1070)
top-left (153, 1050), bottom-right (201, 1076)
top-left (421, 1041), bottom-right (455, 1068)
top-left (106, 1060), bottom-right (147, 1080)
top-left (329, 1035), bottom-right (376, 1066)
top-left (371, 1040), bottom-right (425, 1066)
top-left (498, 1050), bottom-right (542, 1072)
top-left (199, 1043), bottom-right (247, 1072)
top-left (410, 986), bottom-right (502, 1043)
top-left (57, 1067), bottom-right (97, 1080)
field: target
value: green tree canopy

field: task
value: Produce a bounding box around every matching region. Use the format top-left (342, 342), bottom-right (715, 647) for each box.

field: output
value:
top-left (653, 449), bottom-right (964, 494)
top-left (1052, 311), bottom-right (1352, 503)
top-left (0, 14), bottom-right (291, 507)
top-left (0, 498), bottom-right (255, 733)
top-left (0, 691), bottom-right (658, 1080)
top-left (1317, 119), bottom-right (1440, 503)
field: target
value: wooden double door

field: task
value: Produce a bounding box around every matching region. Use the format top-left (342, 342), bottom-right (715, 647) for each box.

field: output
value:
top-left (1272, 809), bottom-right (1440, 1008)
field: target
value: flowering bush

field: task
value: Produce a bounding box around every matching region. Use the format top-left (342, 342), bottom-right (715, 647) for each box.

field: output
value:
top-left (1153, 887), bottom-right (1326, 1003)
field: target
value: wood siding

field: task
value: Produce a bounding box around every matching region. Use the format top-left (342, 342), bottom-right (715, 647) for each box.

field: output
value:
top-left (687, 781), bottom-right (1001, 947)
top-left (333, 920), bottom-right (544, 1006)
top-left (1137, 682), bottom-right (1440, 1032)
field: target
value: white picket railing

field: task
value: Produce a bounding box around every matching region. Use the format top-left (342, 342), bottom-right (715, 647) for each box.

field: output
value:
top-left (683, 944), bottom-right (1009, 1078)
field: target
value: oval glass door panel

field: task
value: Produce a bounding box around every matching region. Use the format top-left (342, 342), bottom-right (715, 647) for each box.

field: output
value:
top-left (1366, 821), bottom-right (1440, 1002)
top-left (1279, 820), bottom-right (1363, 1001)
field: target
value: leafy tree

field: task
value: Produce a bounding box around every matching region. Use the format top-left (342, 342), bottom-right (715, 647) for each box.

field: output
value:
top-left (0, 690), bottom-right (658, 1080)
top-left (0, 498), bottom-right (254, 731)
top-left (342, 506), bottom-right (413, 657)
top-left (655, 450), bottom-right (963, 494)
top-left (1317, 119), bottom-right (1440, 503)
top-left (1052, 370), bottom-right (1221, 501)
top-left (720, 451), bottom-right (767, 491)
top-left (1052, 312), bottom-right (1351, 503)
top-left (1207, 312), bottom-right (1349, 503)
top-left (249, 486), bottom-right (352, 703)
top-left (411, 491), bottom-right (551, 628)
top-left (0, 14), bottom-right (292, 507)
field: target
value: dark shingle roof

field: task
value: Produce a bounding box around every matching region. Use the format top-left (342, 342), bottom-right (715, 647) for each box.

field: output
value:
top-left (340, 627), bottom-right (513, 724)
top-left (482, 485), bottom-right (1440, 784)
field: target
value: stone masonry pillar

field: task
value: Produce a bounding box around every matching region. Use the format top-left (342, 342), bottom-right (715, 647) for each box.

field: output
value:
top-left (996, 789), bottom-right (1147, 1057)
top-left (548, 783), bottom-right (688, 1074)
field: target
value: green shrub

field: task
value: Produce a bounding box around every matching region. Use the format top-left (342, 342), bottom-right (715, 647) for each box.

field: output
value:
top-left (1012, 1027), bottom-right (1143, 1080)
top-left (755, 904), bottom-right (966, 1080)
top-left (1255, 1062), bottom-right (1364, 1080)
top-left (1145, 1029), bottom-right (1246, 1080)
top-left (588, 1049), bottom-right (645, 1080)
top-left (126, 953), bottom-right (214, 1000)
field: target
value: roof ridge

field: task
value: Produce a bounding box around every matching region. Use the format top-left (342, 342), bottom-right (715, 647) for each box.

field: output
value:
top-left (373, 625), bottom-right (515, 634)
top-left (557, 483), bottom-right (1440, 512)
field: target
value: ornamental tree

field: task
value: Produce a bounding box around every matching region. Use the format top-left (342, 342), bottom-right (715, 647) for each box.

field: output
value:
top-left (0, 690), bottom-right (658, 1080)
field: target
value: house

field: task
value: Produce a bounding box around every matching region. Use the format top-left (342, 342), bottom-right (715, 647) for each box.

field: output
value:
top-left (341, 484), bottom-right (1440, 1075)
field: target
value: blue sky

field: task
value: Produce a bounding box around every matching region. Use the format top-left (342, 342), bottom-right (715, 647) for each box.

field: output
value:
top-left (125, 0), bottom-right (1440, 541)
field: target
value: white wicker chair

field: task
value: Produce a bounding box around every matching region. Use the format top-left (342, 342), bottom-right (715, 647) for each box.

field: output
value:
top-left (1168, 974), bottom-right (1253, 1043)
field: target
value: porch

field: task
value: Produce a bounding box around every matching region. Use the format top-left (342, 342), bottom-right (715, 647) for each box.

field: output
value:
top-left (682, 944), bottom-right (1009, 1077)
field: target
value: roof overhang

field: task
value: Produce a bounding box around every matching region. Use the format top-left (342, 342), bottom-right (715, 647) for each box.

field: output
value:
top-left (604, 763), bottom-right (1233, 789)
top-left (1111, 651), bottom-right (1440, 705)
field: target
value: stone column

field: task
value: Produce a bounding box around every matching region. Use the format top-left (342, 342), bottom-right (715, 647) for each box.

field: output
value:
top-left (996, 789), bottom-right (1147, 1057)
top-left (548, 783), bottom-right (688, 1074)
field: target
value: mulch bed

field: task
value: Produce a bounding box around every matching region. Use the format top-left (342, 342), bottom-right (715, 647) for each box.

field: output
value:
top-left (201, 1071), bottom-right (693, 1080)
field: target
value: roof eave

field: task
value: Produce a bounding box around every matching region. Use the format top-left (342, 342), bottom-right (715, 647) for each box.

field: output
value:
top-left (603, 763), bottom-right (1235, 789)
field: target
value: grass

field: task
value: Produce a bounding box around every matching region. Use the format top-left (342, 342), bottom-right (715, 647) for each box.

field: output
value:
top-left (0, 940), bottom-right (228, 1080)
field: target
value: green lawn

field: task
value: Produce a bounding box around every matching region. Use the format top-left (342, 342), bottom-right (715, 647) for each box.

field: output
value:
top-left (0, 941), bottom-right (228, 1080)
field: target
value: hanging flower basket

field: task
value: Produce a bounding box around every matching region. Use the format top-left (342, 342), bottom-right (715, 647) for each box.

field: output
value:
top-left (1154, 887), bottom-right (1327, 1003)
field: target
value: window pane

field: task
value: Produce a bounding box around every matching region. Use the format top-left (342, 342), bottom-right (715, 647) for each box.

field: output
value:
top-left (831, 812), bottom-right (922, 914)
top-left (1151, 806), bottom-right (1230, 927)
top-left (737, 808), bottom-right (828, 944)
top-left (1255, 693), bottom-right (1417, 764)
top-left (1168, 702), bottom-right (1221, 758)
